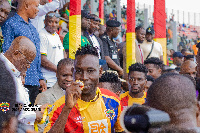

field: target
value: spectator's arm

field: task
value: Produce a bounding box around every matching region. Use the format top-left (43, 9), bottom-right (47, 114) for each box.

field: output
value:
top-left (2, 23), bottom-right (15, 53)
top-left (41, 55), bottom-right (57, 72)
top-left (37, 0), bottom-right (60, 17)
top-left (105, 56), bottom-right (123, 76)
top-left (102, 38), bottom-right (123, 76)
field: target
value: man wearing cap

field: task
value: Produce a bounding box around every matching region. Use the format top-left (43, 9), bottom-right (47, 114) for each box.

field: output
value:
top-left (140, 27), bottom-right (163, 61)
top-left (101, 20), bottom-right (123, 76)
top-left (170, 52), bottom-right (184, 69)
top-left (63, 10), bottom-right (90, 57)
top-left (84, 14), bottom-right (104, 59)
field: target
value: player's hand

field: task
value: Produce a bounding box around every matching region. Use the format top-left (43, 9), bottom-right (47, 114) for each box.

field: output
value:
top-left (64, 82), bottom-right (82, 109)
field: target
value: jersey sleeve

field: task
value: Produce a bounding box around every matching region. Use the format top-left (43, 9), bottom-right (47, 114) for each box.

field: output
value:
top-left (43, 96), bottom-right (65, 133)
top-left (114, 101), bottom-right (124, 132)
top-left (39, 33), bottom-right (49, 56)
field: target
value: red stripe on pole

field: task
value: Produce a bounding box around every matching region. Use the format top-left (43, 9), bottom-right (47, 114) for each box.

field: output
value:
top-left (99, 0), bottom-right (104, 20)
top-left (70, 0), bottom-right (81, 16)
top-left (154, 0), bottom-right (166, 38)
top-left (127, 0), bottom-right (135, 33)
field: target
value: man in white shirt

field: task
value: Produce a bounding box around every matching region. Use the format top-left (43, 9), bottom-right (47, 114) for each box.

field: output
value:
top-left (40, 11), bottom-right (66, 88)
top-left (0, 36), bottom-right (48, 132)
top-left (31, 0), bottom-right (60, 32)
top-left (140, 27), bottom-right (163, 61)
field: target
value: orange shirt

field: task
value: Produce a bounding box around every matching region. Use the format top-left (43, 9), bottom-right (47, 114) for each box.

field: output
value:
top-left (192, 45), bottom-right (198, 55)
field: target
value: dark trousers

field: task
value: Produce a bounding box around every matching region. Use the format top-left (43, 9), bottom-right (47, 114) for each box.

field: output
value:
top-left (24, 85), bottom-right (39, 104)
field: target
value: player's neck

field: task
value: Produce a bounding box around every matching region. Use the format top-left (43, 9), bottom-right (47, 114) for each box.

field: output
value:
top-left (81, 88), bottom-right (98, 102)
top-left (129, 91), bottom-right (144, 98)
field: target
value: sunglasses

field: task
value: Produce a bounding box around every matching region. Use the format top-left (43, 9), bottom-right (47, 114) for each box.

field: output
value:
top-left (47, 13), bottom-right (60, 18)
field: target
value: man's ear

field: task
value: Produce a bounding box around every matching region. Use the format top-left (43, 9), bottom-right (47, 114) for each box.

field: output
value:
top-left (158, 68), bottom-right (162, 75)
top-left (99, 66), bottom-right (103, 78)
top-left (13, 50), bottom-right (20, 55)
top-left (24, 0), bottom-right (29, 10)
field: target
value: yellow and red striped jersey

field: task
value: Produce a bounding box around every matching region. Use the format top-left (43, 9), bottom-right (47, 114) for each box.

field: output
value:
top-left (44, 88), bottom-right (123, 133)
top-left (120, 91), bottom-right (146, 111)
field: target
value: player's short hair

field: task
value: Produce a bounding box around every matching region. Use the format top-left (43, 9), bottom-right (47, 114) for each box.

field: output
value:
top-left (144, 57), bottom-right (163, 69)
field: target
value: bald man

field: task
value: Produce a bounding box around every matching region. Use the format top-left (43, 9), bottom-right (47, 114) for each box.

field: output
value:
top-left (2, 0), bottom-right (47, 104)
top-left (0, 36), bottom-right (48, 132)
top-left (146, 73), bottom-right (200, 131)
top-left (180, 60), bottom-right (197, 79)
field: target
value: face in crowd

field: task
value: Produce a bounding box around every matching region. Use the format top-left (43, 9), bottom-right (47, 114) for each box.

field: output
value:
top-left (173, 56), bottom-right (184, 67)
top-left (45, 12), bottom-right (60, 34)
top-left (145, 64), bottom-right (162, 79)
top-left (74, 54), bottom-right (102, 95)
top-left (180, 60), bottom-right (197, 79)
top-left (136, 28), bottom-right (146, 43)
top-left (89, 19), bottom-right (100, 34)
top-left (81, 17), bottom-right (90, 31)
top-left (146, 33), bottom-right (154, 42)
top-left (57, 64), bottom-right (73, 89)
top-left (128, 71), bottom-right (146, 95)
top-left (111, 27), bottom-right (120, 38)
top-left (0, 0), bottom-right (11, 24)
top-left (26, 0), bottom-right (40, 19)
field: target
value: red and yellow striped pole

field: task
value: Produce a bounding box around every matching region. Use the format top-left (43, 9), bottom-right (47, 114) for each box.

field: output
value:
top-left (126, 0), bottom-right (136, 73)
top-left (99, 0), bottom-right (104, 25)
top-left (69, 0), bottom-right (81, 59)
top-left (154, 0), bottom-right (167, 64)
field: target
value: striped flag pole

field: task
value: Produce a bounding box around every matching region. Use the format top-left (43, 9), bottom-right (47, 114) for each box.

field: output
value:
top-left (99, 0), bottom-right (104, 25)
top-left (154, 0), bottom-right (167, 64)
top-left (69, 0), bottom-right (81, 59)
top-left (126, 0), bottom-right (136, 73)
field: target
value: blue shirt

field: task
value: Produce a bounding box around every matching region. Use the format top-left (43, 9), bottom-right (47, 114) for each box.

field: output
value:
top-left (2, 13), bottom-right (44, 86)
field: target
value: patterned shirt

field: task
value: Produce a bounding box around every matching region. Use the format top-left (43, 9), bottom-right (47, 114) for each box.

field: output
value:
top-left (2, 13), bottom-right (44, 86)
top-left (44, 88), bottom-right (124, 133)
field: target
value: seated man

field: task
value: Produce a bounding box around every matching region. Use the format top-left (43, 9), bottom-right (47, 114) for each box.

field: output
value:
top-left (120, 63), bottom-right (148, 111)
top-left (146, 73), bottom-right (200, 131)
top-left (144, 57), bottom-right (163, 79)
top-left (180, 60), bottom-right (197, 79)
top-left (44, 45), bottom-right (124, 133)
top-left (40, 11), bottom-right (66, 88)
top-left (35, 58), bottom-right (74, 132)
top-left (99, 70), bottom-right (123, 97)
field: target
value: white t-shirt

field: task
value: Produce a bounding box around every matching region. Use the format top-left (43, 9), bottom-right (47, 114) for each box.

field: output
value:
top-left (89, 35), bottom-right (101, 59)
top-left (40, 28), bottom-right (64, 87)
top-left (140, 40), bottom-right (163, 60)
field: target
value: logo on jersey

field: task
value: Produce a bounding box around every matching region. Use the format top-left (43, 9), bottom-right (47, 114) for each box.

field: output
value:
top-left (0, 102), bottom-right (10, 113)
top-left (74, 116), bottom-right (85, 123)
top-left (88, 119), bottom-right (108, 133)
top-left (104, 109), bottom-right (116, 120)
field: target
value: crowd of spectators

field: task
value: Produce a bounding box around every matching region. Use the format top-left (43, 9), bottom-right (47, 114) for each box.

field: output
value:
top-left (1, 0), bottom-right (200, 133)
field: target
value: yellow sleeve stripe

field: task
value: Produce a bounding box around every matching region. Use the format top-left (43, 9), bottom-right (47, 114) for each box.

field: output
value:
top-left (41, 53), bottom-right (47, 56)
